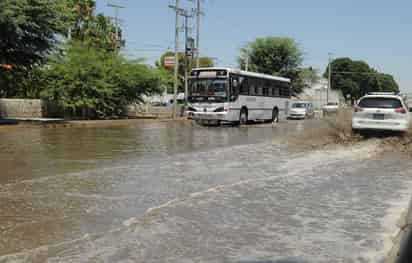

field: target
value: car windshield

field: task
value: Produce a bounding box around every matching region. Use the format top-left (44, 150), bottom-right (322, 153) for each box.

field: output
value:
top-left (189, 79), bottom-right (228, 103)
top-left (292, 103), bottom-right (307, 108)
top-left (358, 97), bottom-right (402, 108)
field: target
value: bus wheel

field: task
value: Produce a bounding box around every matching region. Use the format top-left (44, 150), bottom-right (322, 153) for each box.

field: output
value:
top-left (272, 108), bottom-right (279, 123)
top-left (240, 109), bottom-right (248, 125)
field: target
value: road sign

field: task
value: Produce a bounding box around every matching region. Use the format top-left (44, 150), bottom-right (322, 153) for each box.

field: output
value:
top-left (164, 56), bottom-right (175, 68)
top-left (0, 64), bottom-right (14, 69)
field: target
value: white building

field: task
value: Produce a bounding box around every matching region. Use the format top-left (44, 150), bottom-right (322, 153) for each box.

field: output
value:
top-left (404, 93), bottom-right (412, 109)
top-left (296, 78), bottom-right (345, 110)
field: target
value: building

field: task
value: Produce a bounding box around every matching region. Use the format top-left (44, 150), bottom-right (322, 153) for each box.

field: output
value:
top-left (404, 93), bottom-right (412, 109)
top-left (297, 78), bottom-right (345, 110)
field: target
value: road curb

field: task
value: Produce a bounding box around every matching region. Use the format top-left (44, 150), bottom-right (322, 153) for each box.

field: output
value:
top-left (386, 198), bottom-right (412, 263)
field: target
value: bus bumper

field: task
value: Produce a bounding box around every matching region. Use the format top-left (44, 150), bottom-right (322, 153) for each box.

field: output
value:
top-left (189, 112), bottom-right (229, 121)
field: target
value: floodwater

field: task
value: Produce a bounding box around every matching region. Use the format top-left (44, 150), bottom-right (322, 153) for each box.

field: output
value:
top-left (0, 121), bottom-right (411, 262)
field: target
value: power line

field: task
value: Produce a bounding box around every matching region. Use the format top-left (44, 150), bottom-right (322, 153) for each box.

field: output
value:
top-left (332, 71), bottom-right (389, 76)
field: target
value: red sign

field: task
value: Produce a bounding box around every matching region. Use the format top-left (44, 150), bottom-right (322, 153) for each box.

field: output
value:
top-left (0, 64), bottom-right (14, 69)
top-left (164, 57), bottom-right (175, 68)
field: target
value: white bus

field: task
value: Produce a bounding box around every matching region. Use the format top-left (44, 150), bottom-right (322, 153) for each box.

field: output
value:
top-left (187, 67), bottom-right (291, 125)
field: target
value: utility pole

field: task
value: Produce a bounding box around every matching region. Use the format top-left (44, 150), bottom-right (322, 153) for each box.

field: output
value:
top-left (194, 0), bottom-right (202, 68)
top-left (182, 10), bottom-right (193, 104)
top-left (108, 2), bottom-right (125, 50)
top-left (169, 0), bottom-right (183, 119)
top-left (327, 53), bottom-right (333, 104)
top-left (245, 56), bottom-right (249, 71)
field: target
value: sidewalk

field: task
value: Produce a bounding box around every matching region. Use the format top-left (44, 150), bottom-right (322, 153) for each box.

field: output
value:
top-left (0, 118), bottom-right (65, 125)
top-left (0, 117), bottom-right (188, 130)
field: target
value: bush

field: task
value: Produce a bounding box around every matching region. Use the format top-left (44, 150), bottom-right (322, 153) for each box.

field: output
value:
top-left (40, 42), bottom-right (162, 119)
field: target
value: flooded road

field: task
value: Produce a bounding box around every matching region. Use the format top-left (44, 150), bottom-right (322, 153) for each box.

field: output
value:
top-left (0, 120), bottom-right (411, 262)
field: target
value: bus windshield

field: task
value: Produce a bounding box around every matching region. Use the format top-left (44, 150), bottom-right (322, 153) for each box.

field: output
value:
top-left (189, 79), bottom-right (228, 103)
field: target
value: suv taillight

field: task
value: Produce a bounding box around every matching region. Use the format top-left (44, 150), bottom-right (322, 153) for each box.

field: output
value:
top-left (395, 107), bottom-right (406, 114)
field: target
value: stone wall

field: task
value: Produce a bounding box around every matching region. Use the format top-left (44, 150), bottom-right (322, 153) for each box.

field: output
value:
top-left (0, 99), bottom-right (44, 118)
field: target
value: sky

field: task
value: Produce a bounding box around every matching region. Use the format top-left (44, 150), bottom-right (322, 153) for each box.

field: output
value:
top-left (96, 0), bottom-right (412, 92)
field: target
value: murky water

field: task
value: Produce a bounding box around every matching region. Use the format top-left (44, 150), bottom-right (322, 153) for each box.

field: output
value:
top-left (0, 121), bottom-right (411, 262)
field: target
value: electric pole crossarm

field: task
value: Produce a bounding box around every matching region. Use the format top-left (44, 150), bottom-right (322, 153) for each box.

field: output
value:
top-left (188, 0), bottom-right (204, 68)
top-left (194, 0), bottom-right (204, 68)
top-left (107, 2), bottom-right (125, 51)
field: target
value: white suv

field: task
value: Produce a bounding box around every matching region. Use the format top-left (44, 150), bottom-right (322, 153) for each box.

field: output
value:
top-left (352, 93), bottom-right (410, 133)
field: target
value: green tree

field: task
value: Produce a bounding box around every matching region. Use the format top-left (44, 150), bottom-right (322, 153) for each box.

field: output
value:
top-left (0, 0), bottom-right (71, 98)
top-left (238, 37), bottom-right (305, 94)
top-left (299, 67), bottom-right (320, 87)
top-left (324, 58), bottom-right (399, 102)
top-left (41, 42), bottom-right (162, 119)
top-left (66, 0), bottom-right (122, 50)
top-left (0, 0), bottom-right (69, 67)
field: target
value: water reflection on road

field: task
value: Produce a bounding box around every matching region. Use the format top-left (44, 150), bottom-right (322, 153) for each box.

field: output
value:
top-left (0, 120), bottom-right (411, 262)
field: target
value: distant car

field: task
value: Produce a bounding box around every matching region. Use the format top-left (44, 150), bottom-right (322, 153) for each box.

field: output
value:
top-left (322, 102), bottom-right (340, 115)
top-left (288, 101), bottom-right (314, 120)
top-left (352, 92), bottom-right (410, 133)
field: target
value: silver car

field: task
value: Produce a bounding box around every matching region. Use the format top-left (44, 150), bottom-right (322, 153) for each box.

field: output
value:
top-left (288, 101), bottom-right (315, 120)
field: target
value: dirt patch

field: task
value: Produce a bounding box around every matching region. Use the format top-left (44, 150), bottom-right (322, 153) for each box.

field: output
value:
top-left (288, 110), bottom-right (412, 157)
top-left (287, 110), bottom-right (362, 151)
top-left (380, 130), bottom-right (412, 157)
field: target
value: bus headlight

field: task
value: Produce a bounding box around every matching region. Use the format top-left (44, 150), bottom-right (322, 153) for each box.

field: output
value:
top-left (214, 107), bottom-right (227, 112)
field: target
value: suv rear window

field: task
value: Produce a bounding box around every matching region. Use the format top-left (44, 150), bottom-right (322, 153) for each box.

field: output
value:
top-left (358, 97), bottom-right (402, 109)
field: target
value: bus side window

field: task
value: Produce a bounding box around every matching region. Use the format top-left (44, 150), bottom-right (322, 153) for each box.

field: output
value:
top-left (240, 76), bottom-right (249, 95)
top-left (273, 81), bottom-right (280, 97)
top-left (249, 78), bottom-right (256, 95)
top-left (263, 80), bottom-right (269, 96)
top-left (257, 79), bottom-right (263, 96)
top-left (231, 75), bottom-right (240, 100)
top-left (268, 87), bottom-right (273, 97)
top-left (263, 87), bottom-right (268, 96)
top-left (280, 82), bottom-right (291, 98)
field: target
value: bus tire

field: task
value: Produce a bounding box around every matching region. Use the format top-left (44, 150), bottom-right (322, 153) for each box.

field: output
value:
top-left (272, 108), bottom-right (279, 123)
top-left (240, 108), bottom-right (248, 125)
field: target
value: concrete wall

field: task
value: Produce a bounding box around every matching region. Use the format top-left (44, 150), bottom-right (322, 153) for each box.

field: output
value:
top-left (0, 99), bottom-right (44, 118)
top-left (299, 79), bottom-right (346, 110)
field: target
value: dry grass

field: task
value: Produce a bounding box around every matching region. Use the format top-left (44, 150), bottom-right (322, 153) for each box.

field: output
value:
top-left (380, 127), bottom-right (412, 156)
top-left (287, 110), bottom-right (361, 151)
top-left (316, 110), bottom-right (412, 156)
top-left (322, 109), bottom-right (362, 144)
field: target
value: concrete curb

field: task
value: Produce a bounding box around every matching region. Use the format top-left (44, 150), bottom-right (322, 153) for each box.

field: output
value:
top-left (386, 198), bottom-right (412, 263)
